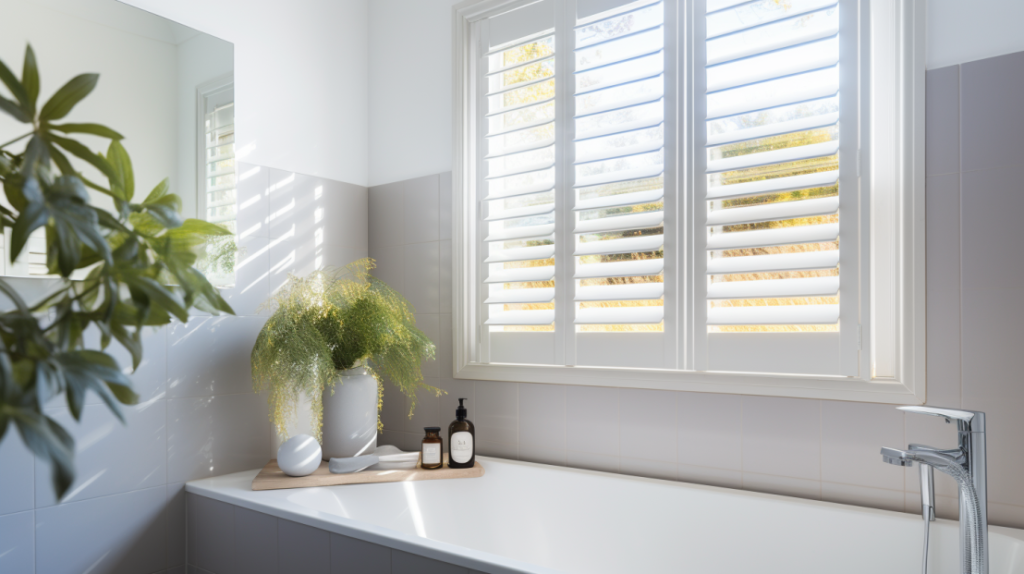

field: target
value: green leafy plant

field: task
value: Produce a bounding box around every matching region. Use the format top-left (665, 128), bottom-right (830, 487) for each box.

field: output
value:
top-left (251, 258), bottom-right (439, 440)
top-left (0, 45), bottom-right (234, 498)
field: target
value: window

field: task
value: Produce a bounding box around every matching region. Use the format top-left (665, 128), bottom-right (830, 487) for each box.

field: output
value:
top-left (196, 75), bottom-right (237, 288)
top-left (453, 0), bottom-right (925, 403)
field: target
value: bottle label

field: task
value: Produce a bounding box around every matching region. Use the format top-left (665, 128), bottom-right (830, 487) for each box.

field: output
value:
top-left (451, 431), bottom-right (473, 464)
top-left (422, 443), bottom-right (441, 465)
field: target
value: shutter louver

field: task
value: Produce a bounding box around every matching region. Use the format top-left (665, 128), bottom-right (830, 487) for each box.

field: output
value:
top-left (572, 0), bottom-right (666, 330)
top-left (204, 101), bottom-right (236, 232)
top-left (701, 0), bottom-right (844, 333)
top-left (483, 7), bottom-right (558, 330)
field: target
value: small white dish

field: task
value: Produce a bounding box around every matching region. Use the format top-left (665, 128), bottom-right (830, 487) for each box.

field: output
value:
top-left (368, 445), bottom-right (419, 470)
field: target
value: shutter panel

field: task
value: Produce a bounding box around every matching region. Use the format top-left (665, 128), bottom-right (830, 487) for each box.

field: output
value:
top-left (697, 0), bottom-right (858, 376)
top-left (572, 0), bottom-right (666, 330)
top-left (204, 98), bottom-right (236, 232)
top-left (482, 3), bottom-right (558, 331)
top-left (701, 0), bottom-right (843, 331)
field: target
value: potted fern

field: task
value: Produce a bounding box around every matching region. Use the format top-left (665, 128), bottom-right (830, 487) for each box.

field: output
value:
top-left (251, 259), bottom-right (440, 458)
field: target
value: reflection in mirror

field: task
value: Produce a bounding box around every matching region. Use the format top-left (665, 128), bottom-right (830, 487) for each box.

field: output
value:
top-left (0, 0), bottom-right (236, 285)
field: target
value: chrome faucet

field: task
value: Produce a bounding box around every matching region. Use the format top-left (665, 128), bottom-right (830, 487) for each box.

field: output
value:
top-left (881, 406), bottom-right (988, 574)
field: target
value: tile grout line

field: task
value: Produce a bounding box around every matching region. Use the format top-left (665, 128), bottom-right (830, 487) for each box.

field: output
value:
top-left (957, 63), bottom-right (964, 411)
top-left (818, 400), bottom-right (823, 499)
top-left (740, 397), bottom-right (746, 489)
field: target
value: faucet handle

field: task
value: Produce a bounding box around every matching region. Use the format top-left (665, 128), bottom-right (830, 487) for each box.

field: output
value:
top-left (898, 406), bottom-right (986, 432)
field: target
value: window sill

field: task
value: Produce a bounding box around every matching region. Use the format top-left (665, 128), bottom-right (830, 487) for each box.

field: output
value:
top-left (455, 361), bottom-right (924, 405)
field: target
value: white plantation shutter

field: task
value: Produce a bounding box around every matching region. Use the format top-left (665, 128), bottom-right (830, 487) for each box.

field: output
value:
top-left (457, 0), bottom-right (923, 399)
top-left (202, 93), bottom-right (237, 231)
top-left (572, 0), bottom-right (667, 329)
top-left (465, 0), bottom-right (869, 377)
top-left (480, 1), bottom-right (559, 336)
top-left (695, 0), bottom-right (860, 375)
top-left (0, 229), bottom-right (50, 277)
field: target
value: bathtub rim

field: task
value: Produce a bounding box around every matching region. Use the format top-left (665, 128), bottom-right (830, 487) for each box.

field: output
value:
top-left (185, 456), bottom-right (1024, 574)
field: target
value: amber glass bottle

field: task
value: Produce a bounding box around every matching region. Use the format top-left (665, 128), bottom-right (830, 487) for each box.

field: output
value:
top-left (447, 398), bottom-right (475, 469)
top-left (421, 427), bottom-right (442, 470)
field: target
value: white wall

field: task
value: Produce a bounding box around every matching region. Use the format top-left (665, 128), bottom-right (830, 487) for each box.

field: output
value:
top-left (926, 0), bottom-right (1024, 69)
top-left (122, 0), bottom-right (371, 187)
top-left (364, 0), bottom-right (1024, 186)
top-left (368, 0), bottom-right (462, 187)
top-left (0, 0), bottom-right (178, 213)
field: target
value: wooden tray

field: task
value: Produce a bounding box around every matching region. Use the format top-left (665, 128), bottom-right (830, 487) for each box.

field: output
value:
top-left (251, 454), bottom-right (484, 491)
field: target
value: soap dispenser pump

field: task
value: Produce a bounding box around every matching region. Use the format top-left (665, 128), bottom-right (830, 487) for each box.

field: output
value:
top-left (447, 398), bottom-right (476, 469)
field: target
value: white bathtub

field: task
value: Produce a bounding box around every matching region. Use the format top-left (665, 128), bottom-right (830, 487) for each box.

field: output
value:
top-left (187, 456), bottom-right (1024, 574)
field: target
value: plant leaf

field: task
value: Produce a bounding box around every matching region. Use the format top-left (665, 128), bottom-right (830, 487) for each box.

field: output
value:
top-left (0, 55), bottom-right (31, 113)
top-left (40, 73), bottom-right (98, 121)
top-left (49, 123), bottom-right (123, 140)
top-left (55, 350), bottom-right (138, 422)
top-left (168, 219), bottom-right (232, 239)
top-left (123, 275), bottom-right (188, 322)
top-left (109, 322), bottom-right (142, 371)
top-left (143, 178), bottom-right (170, 203)
top-left (21, 135), bottom-right (49, 180)
top-left (107, 140), bottom-right (133, 200)
top-left (45, 142), bottom-right (75, 176)
top-left (143, 195), bottom-right (183, 229)
top-left (22, 45), bottom-right (39, 111)
top-left (50, 211), bottom-right (82, 276)
top-left (0, 95), bottom-right (30, 123)
top-left (10, 200), bottom-right (47, 263)
top-left (14, 411), bottom-right (75, 499)
top-left (47, 133), bottom-right (117, 181)
top-left (46, 195), bottom-right (112, 274)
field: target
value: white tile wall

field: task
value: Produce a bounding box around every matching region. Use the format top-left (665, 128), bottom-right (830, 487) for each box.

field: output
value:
top-left (371, 55), bottom-right (1024, 530)
top-left (0, 432), bottom-right (34, 516)
top-left (35, 401), bottom-right (167, 507)
top-left (0, 511), bottom-right (34, 573)
top-left (518, 383), bottom-right (566, 466)
top-left (741, 397), bottom-right (821, 481)
top-left (676, 392), bottom-right (742, 472)
top-left (0, 163), bottom-right (369, 573)
top-left (36, 486), bottom-right (167, 574)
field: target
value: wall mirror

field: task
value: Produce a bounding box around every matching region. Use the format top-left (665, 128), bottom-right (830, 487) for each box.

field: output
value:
top-left (0, 0), bottom-right (236, 285)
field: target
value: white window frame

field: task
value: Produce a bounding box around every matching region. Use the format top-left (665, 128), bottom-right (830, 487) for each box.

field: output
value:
top-left (451, 0), bottom-right (926, 404)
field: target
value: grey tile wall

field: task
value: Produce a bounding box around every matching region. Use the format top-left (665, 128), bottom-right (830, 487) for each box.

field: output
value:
top-left (370, 56), bottom-right (1024, 529)
top-left (0, 163), bottom-right (368, 574)
top-left (187, 494), bottom-right (484, 574)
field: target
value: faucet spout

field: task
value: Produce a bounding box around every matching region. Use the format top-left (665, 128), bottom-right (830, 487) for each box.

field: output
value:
top-left (879, 446), bottom-right (965, 471)
top-left (881, 407), bottom-right (988, 574)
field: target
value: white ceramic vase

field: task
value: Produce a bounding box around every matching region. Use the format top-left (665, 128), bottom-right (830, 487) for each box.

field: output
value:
top-left (320, 366), bottom-right (378, 460)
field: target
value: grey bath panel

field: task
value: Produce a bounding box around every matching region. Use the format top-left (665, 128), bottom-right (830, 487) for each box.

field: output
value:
top-left (392, 549), bottom-right (472, 574)
top-left (279, 519), bottom-right (331, 574)
top-left (235, 506), bottom-right (279, 574)
top-left (925, 65), bottom-right (960, 176)
top-left (330, 534), bottom-right (391, 574)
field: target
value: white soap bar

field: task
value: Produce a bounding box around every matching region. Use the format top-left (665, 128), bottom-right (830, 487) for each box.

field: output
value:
top-left (277, 434), bottom-right (322, 477)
